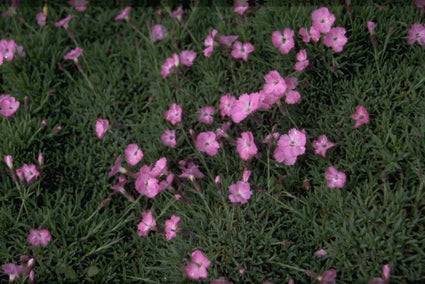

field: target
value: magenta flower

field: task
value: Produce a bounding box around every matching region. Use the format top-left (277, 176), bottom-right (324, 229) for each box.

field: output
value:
top-left (219, 93), bottom-right (236, 117)
top-left (0, 40), bottom-right (15, 62)
top-left (63, 47), bottom-right (83, 61)
top-left (27, 229), bottom-right (51, 247)
top-left (179, 50), bottom-right (197, 67)
top-left (323, 27), bottom-right (348, 53)
top-left (295, 49), bottom-right (309, 72)
top-left (137, 210), bottom-right (156, 236)
top-left (219, 35), bottom-right (238, 47)
top-left (2, 263), bottom-right (26, 282)
top-left (20, 164), bottom-right (40, 185)
top-left (185, 250), bottom-right (211, 280)
top-left (160, 53), bottom-right (179, 78)
top-left (228, 179), bottom-right (252, 204)
top-left (367, 21), bottom-right (376, 34)
top-left (0, 94), bottom-right (20, 117)
top-left (198, 106), bottom-right (215, 124)
top-left (36, 12), bottom-right (46, 26)
top-left (311, 135), bottom-right (335, 158)
top-left (161, 129), bottom-right (176, 148)
top-left (170, 6), bottom-right (184, 20)
top-left (164, 215), bottom-right (180, 241)
top-left (271, 28), bottom-right (295, 54)
top-left (95, 118), bottom-right (109, 139)
top-left (325, 167), bottom-right (346, 189)
top-left (115, 6), bottom-right (131, 21)
top-left (236, 131), bottom-right (258, 161)
top-left (4, 155), bottom-right (13, 169)
top-left (54, 14), bottom-right (73, 27)
top-left (151, 24), bottom-right (167, 42)
top-left (311, 7), bottom-right (335, 34)
top-left (124, 144), bottom-right (143, 166)
top-left (196, 131), bottom-right (220, 156)
top-left (164, 103), bottom-right (182, 125)
top-left (135, 165), bottom-right (159, 198)
top-left (231, 92), bottom-right (262, 123)
top-left (319, 269), bottom-right (337, 284)
top-left (234, 0), bottom-right (249, 15)
top-left (263, 70), bottom-right (287, 99)
top-left (203, 29), bottom-right (218, 57)
top-left (350, 105), bottom-right (370, 128)
top-left (231, 41), bottom-right (254, 62)
top-left (274, 128), bottom-right (306, 166)
top-left (68, 0), bottom-right (88, 12)
top-left (407, 24), bottom-right (425, 46)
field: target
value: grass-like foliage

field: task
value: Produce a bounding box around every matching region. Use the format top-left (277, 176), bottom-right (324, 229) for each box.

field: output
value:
top-left (1, 1), bottom-right (425, 283)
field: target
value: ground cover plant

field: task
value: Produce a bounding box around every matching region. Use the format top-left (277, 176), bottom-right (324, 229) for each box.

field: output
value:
top-left (1, 0), bottom-right (425, 283)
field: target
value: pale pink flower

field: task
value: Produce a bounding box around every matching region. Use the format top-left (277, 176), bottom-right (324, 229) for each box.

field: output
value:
top-left (0, 94), bottom-right (20, 117)
top-left (295, 49), bottom-right (309, 72)
top-left (323, 27), bottom-right (348, 53)
top-left (311, 7), bottom-right (335, 34)
top-left (95, 118), bottom-right (109, 139)
top-left (350, 105), bottom-right (370, 128)
top-left (164, 103), bottom-right (182, 125)
top-left (2, 263), bottom-right (26, 282)
top-left (231, 41), bottom-right (254, 62)
top-left (4, 155), bottom-right (13, 169)
top-left (271, 28), bottom-right (294, 54)
top-left (196, 131), bottom-right (220, 156)
top-left (219, 93), bottom-right (236, 117)
top-left (274, 128), bottom-right (306, 166)
top-left (63, 47), bottom-right (83, 61)
top-left (164, 215), bottom-right (180, 241)
top-left (315, 249), bottom-right (327, 257)
top-left (27, 229), bottom-right (51, 247)
top-left (151, 24), bottom-right (167, 42)
top-left (170, 6), bottom-right (184, 20)
top-left (325, 167), bottom-right (346, 189)
top-left (203, 29), bottom-right (218, 57)
top-left (311, 135), bottom-right (335, 158)
top-left (161, 129), bottom-right (176, 148)
top-left (115, 6), bottom-right (131, 21)
top-left (407, 24), bottom-right (425, 46)
top-left (20, 164), bottom-right (40, 185)
top-left (367, 21), bottom-right (376, 33)
top-left (137, 210), bottom-right (156, 236)
top-left (150, 157), bottom-right (167, 177)
top-left (179, 50), bottom-right (197, 67)
top-left (68, 0), bottom-right (88, 12)
top-left (198, 106), bottom-right (215, 124)
top-left (234, 0), bottom-right (249, 15)
top-left (54, 14), bottom-right (73, 27)
top-left (124, 144), bottom-right (143, 166)
top-left (299, 27), bottom-right (320, 43)
top-left (185, 250), bottom-right (211, 280)
top-left (228, 180), bottom-right (252, 204)
top-left (263, 70), bottom-right (287, 98)
top-left (319, 269), bottom-right (337, 284)
top-left (219, 35), bottom-right (238, 47)
top-left (0, 40), bottom-right (15, 62)
top-left (160, 53), bottom-right (179, 78)
top-left (231, 92), bottom-right (262, 123)
top-left (236, 131), bottom-right (258, 161)
top-left (135, 165), bottom-right (159, 198)
top-left (36, 12), bottom-right (46, 26)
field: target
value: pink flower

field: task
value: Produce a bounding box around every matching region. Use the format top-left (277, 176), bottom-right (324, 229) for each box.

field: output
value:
top-left (231, 41), bottom-right (254, 62)
top-left (135, 165), bottom-right (159, 198)
top-left (179, 50), bottom-right (197, 67)
top-left (164, 103), bottom-right (182, 125)
top-left (185, 250), bottom-right (211, 280)
top-left (219, 35), bottom-right (238, 47)
top-left (27, 229), bottom-right (51, 247)
top-left (315, 249), bottom-right (327, 257)
top-left (4, 155), bottom-right (13, 169)
top-left (196, 131), bottom-right (220, 156)
top-left (0, 94), bottom-right (20, 117)
top-left (150, 157), bottom-right (167, 177)
top-left (115, 6), bottom-right (131, 21)
top-left (108, 155), bottom-right (127, 178)
top-left (124, 144), bottom-right (143, 166)
top-left (323, 27), bottom-right (348, 53)
top-left (20, 164), bottom-right (40, 185)
top-left (262, 132), bottom-right (281, 144)
top-left (231, 92), bottom-right (262, 123)
top-left (160, 53), bottom-right (179, 78)
top-left (170, 6), bottom-right (184, 20)
top-left (216, 121), bottom-right (232, 139)
top-left (0, 40), bottom-right (15, 62)
top-left (274, 128), bottom-right (306, 166)
top-left (350, 105), bottom-right (370, 128)
top-left (319, 269), bottom-right (337, 284)
top-left (271, 28), bottom-right (295, 54)
top-left (63, 47), bottom-right (83, 61)
top-left (2, 263), bottom-right (26, 282)
top-left (228, 179), bottom-right (252, 204)
top-left (161, 129), bottom-right (176, 148)
top-left (151, 24), bottom-right (167, 42)
top-left (325, 167), bottom-right (346, 189)
top-left (198, 106), bottom-right (215, 124)
top-left (36, 12), bottom-right (46, 26)
top-left (263, 70), bottom-right (287, 99)
top-left (295, 49), bottom-right (309, 72)
top-left (203, 29), bottom-right (217, 57)
top-left (68, 0), bottom-right (88, 12)
top-left (311, 135), bottom-right (335, 158)
top-left (407, 24), bottom-right (425, 46)
top-left (299, 26), bottom-right (320, 43)
top-left (234, 0), bottom-right (249, 15)
top-left (179, 161), bottom-right (205, 180)
top-left (219, 94), bottom-right (236, 117)
top-left (311, 7), bottom-right (335, 34)
top-left (383, 265), bottom-right (390, 280)
top-left (367, 21), bottom-right (376, 34)
top-left (236, 131), bottom-right (258, 161)
top-left (95, 118), bottom-right (109, 139)
top-left (164, 215), bottom-right (180, 241)
top-left (54, 15), bottom-right (73, 27)
top-left (137, 210), bottom-right (156, 236)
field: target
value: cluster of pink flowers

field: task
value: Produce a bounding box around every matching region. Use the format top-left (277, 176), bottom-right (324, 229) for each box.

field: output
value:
top-left (161, 50), bottom-right (197, 78)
